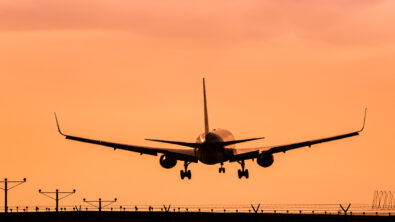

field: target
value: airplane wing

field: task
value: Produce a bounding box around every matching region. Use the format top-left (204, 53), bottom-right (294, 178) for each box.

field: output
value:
top-left (55, 114), bottom-right (197, 162)
top-left (230, 109), bottom-right (367, 162)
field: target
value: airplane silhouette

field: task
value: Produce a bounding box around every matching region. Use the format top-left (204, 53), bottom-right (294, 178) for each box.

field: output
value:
top-left (55, 78), bottom-right (366, 180)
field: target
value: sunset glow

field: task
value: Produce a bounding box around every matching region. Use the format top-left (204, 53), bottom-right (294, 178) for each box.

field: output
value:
top-left (1, 0), bottom-right (395, 208)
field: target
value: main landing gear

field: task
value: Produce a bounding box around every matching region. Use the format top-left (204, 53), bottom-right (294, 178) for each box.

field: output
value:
top-left (180, 161), bottom-right (191, 180)
top-left (219, 162), bottom-right (225, 173)
top-left (237, 160), bottom-right (249, 179)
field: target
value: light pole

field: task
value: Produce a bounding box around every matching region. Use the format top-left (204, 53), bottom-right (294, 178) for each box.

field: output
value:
top-left (0, 178), bottom-right (26, 213)
top-left (83, 198), bottom-right (117, 212)
top-left (38, 189), bottom-right (76, 212)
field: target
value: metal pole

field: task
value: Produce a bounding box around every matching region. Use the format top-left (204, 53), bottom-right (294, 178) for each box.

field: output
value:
top-left (83, 198), bottom-right (116, 212)
top-left (1, 178), bottom-right (26, 214)
top-left (38, 189), bottom-right (75, 212)
top-left (4, 178), bottom-right (7, 213)
top-left (56, 189), bottom-right (59, 212)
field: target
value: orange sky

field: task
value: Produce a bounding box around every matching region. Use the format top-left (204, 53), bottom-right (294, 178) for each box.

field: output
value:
top-left (1, 0), bottom-right (395, 208)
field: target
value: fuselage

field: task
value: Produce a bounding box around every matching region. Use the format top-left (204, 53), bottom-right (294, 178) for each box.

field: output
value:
top-left (196, 128), bottom-right (235, 164)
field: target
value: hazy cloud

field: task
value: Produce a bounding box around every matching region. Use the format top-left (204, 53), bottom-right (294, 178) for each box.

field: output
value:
top-left (0, 0), bottom-right (393, 45)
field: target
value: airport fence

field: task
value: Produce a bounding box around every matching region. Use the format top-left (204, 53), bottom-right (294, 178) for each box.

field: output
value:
top-left (1, 203), bottom-right (394, 216)
top-left (372, 190), bottom-right (395, 209)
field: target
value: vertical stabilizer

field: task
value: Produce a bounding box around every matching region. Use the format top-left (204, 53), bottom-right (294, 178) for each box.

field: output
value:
top-left (203, 78), bottom-right (209, 136)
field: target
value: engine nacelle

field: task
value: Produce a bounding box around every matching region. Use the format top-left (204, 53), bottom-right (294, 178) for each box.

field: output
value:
top-left (257, 152), bottom-right (274, 168)
top-left (159, 155), bottom-right (177, 169)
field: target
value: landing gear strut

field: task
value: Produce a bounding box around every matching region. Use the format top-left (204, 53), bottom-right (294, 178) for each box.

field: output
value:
top-left (237, 160), bottom-right (249, 179)
top-left (219, 162), bottom-right (225, 173)
top-left (180, 161), bottom-right (191, 180)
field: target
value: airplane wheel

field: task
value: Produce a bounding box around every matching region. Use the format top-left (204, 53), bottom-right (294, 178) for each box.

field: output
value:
top-left (245, 169), bottom-right (249, 179)
top-left (180, 170), bottom-right (185, 180)
top-left (187, 170), bottom-right (191, 179)
top-left (219, 168), bottom-right (221, 173)
top-left (238, 169), bottom-right (242, 179)
top-left (223, 168), bottom-right (226, 173)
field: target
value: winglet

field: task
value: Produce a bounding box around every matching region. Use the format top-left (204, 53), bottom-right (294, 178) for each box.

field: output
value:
top-left (54, 112), bottom-right (66, 136)
top-left (358, 108), bottom-right (367, 132)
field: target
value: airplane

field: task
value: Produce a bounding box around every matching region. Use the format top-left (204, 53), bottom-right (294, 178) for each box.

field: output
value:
top-left (55, 78), bottom-right (366, 180)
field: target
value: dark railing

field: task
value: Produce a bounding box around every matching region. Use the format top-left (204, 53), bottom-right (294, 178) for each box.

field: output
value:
top-left (1, 203), bottom-right (394, 216)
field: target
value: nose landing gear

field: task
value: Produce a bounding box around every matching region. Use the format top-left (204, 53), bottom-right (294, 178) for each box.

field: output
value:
top-left (237, 160), bottom-right (249, 179)
top-left (180, 161), bottom-right (191, 180)
top-left (218, 162), bottom-right (225, 173)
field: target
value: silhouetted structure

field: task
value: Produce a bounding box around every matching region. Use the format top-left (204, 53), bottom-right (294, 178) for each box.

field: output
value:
top-left (83, 198), bottom-right (117, 212)
top-left (339, 204), bottom-right (351, 215)
top-left (0, 178), bottom-right (26, 213)
top-left (54, 80), bottom-right (367, 180)
top-left (1, 211), bottom-right (394, 222)
top-left (251, 204), bottom-right (261, 213)
top-left (372, 191), bottom-right (395, 209)
top-left (38, 189), bottom-right (76, 212)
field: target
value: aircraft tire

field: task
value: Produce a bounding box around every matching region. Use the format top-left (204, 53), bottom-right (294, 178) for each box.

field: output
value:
top-left (180, 170), bottom-right (185, 180)
top-left (238, 169), bottom-right (242, 179)
top-left (245, 170), bottom-right (249, 179)
top-left (187, 170), bottom-right (191, 179)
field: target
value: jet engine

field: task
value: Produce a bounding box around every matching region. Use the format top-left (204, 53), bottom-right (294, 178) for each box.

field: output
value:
top-left (159, 155), bottom-right (177, 169)
top-left (257, 152), bottom-right (274, 168)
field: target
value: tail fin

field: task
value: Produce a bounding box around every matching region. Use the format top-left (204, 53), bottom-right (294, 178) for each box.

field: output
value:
top-left (203, 78), bottom-right (209, 136)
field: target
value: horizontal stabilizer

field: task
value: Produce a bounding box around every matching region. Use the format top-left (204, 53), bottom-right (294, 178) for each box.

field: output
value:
top-left (145, 139), bottom-right (199, 148)
top-left (145, 137), bottom-right (265, 148)
top-left (216, 137), bottom-right (265, 146)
